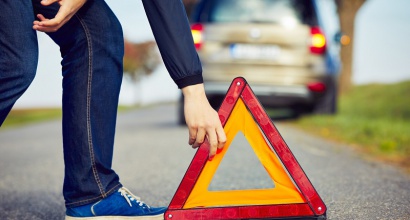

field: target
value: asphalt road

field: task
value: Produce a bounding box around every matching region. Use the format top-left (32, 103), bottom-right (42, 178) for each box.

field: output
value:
top-left (0, 104), bottom-right (409, 220)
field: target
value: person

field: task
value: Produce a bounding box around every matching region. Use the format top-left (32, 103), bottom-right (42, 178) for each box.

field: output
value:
top-left (0, 0), bottom-right (226, 219)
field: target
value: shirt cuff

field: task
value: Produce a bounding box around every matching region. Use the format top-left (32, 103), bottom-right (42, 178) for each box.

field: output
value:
top-left (176, 74), bottom-right (204, 89)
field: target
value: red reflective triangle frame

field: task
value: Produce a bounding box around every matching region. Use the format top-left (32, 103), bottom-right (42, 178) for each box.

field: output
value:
top-left (165, 77), bottom-right (326, 219)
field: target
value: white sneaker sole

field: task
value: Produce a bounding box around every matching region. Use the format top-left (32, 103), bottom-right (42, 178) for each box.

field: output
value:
top-left (65, 214), bottom-right (164, 220)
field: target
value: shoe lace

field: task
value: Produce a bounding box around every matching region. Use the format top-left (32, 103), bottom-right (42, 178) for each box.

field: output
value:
top-left (118, 187), bottom-right (150, 208)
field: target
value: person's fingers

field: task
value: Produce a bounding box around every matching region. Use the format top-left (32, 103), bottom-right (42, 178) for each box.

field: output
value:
top-left (188, 127), bottom-right (197, 146)
top-left (37, 1), bottom-right (73, 28)
top-left (192, 128), bottom-right (206, 149)
top-left (34, 0), bottom-right (87, 32)
top-left (34, 11), bottom-right (72, 32)
top-left (216, 125), bottom-right (226, 151)
top-left (207, 128), bottom-right (218, 158)
top-left (33, 17), bottom-right (46, 31)
top-left (37, 14), bottom-right (48, 22)
top-left (40, 0), bottom-right (60, 6)
top-left (38, 5), bottom-right (71, 28)
top-left (33, 14), bottom-right (48, 27)
top-left (33, 19), bottom-right (67, 32)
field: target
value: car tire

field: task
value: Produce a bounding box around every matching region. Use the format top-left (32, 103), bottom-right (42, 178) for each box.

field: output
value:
top-left (208, 96), bottom-right (224, 111)
top-left (178, 95), bottom-right (224, 126)
top-left (313, 79), bottom-right (337, 114)
top-left (177, 94), bottom-right (186, 126)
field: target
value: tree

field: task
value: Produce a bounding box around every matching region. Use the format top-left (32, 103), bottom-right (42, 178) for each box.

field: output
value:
top-left (123, 39), bottom-right (161, 104)
top-left (335, 0), bottom-right (367, 94)
top-left (123, 40), bottom-right (161, 81)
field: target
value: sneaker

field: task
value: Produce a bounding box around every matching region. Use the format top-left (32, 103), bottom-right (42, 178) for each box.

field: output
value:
top-left (65, 187), bottom-right (167, 220)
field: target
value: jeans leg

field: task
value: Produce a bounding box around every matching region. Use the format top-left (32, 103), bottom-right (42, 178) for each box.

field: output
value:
top-left (33, 0), bottom-right (124, 207)
top-left (0, 0), bottom-right (38, 125)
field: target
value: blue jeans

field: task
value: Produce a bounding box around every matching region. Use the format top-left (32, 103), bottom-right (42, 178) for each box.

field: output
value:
top-left (0, 0), bottom-right (124, 207)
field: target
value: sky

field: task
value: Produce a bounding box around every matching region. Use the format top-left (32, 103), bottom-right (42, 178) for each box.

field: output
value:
top-left (353, 0), bottom-right (410, 84)
top-left (12, 0), bottom-right (410, 108)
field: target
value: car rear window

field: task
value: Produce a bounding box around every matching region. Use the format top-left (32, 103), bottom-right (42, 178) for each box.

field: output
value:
top-left (201, 0), bottom-right (317, 26)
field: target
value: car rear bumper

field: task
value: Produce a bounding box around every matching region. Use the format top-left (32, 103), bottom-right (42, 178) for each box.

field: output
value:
top-left (205, 82), bottom-right (309, 97)
top-left (204, 82), bottom-right (316, 107)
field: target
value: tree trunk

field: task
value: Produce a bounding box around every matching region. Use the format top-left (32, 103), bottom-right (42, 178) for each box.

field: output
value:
top-left (336, 0), bottom-right (366, 94)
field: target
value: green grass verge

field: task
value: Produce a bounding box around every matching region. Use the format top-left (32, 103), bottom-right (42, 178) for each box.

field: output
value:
top-left (1, 105), bottom-right (136, 129)
top-left (1, 108), bottom-right (62, 128)
top-left (295, 80), bottom-right (410, 169)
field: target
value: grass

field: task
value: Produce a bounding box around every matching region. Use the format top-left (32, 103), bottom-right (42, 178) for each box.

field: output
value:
top-left (1, 108), bottom-right (62, 128)
top-left (1, 105), bottom-right (136, 129)
top-left (294, 80), bottom-right (410, 170)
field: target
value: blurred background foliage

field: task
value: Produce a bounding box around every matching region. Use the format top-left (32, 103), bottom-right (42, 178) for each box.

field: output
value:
top-left (123, 40), bottom-right (161, 82)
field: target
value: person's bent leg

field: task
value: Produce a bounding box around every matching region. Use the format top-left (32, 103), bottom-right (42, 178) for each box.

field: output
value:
top-left (0, 0), bottom-right (38, 125)
top-left (33, 1), bottom-right (166, 218)
top-left (33, 0), bottom-right (123, 207)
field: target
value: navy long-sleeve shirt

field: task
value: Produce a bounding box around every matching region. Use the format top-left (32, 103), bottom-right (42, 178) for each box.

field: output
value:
top-left (142, 0), bottom-right (203, 89)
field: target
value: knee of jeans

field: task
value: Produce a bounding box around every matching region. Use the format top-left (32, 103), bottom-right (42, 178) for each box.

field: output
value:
top-left (23, 66), bottom-right (37, 88)
top-left (90, 6), bottom-right (124, 56)
top-left (88, 20), bottom-right (124, 72)
top-left (7, 58), bottom-right (37, 90)
top-left (99, 19), bottom-right (124, 57)
top-left (1, 51), bottom-right (35, 76)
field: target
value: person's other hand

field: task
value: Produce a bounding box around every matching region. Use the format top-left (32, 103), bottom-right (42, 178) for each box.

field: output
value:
top-left (33, 0), bottom-right (87, 32)
top-left (182, 84), bottom-right (226, 160)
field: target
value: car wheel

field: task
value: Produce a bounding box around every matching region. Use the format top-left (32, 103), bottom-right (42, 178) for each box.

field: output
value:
top-left (177, 94), bottom-right (186, 126)
top-left (313, 79), bottom-right (337, 114)
top-left (178, 95), bottom-right (224, 126)
top-left (208, 96), bottom-right (224, 111)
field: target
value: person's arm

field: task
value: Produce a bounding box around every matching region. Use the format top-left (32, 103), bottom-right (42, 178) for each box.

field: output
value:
top-left (142, 0), bottom-right (226, 157)
top-left (141, 0), bottom-right (202, 89)
top-left (33, 0), bottom-right (87, 32)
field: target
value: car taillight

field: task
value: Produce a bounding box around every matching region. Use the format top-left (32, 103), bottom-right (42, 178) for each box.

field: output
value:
top-left (191, 23), bottom-right (203, 50)
top-left (307, 82), bottom-right (326, 92)
top-left (310, 27), bottom-right (326, 54)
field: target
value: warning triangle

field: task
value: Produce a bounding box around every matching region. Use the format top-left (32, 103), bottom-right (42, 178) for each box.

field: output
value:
top-left (165, 77), bottom-right (327, 220)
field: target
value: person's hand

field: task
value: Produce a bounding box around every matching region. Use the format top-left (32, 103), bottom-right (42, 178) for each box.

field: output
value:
top-left (33, 0), bottom-right (87, 32)
top-left (182, 84), bottom-right (226, 160)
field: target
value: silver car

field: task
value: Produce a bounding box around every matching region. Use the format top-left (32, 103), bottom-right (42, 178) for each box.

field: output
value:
top-left (179, 0), bottom-right (341, 124)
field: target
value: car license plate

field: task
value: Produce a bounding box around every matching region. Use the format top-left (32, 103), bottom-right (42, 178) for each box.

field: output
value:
top-left (230, 44), bottom-right (280, 60)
